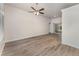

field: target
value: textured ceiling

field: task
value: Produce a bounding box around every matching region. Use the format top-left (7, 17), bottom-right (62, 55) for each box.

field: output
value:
top-left (5, 3), bottom-right (78, 18)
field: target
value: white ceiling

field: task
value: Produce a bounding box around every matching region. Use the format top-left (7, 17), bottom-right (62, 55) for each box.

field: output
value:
top-left (6, 3), bottom-right (78, 18)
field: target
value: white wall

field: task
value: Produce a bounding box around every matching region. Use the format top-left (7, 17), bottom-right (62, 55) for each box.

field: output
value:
top-left (62, 4), bottom-right (79, 48)
top-left (4, 5), bottom-right (49, 42)
top-left (0, 13), bottom-right (4, 55)
top-left (50, 17), bottom-right (61, 33)
top-left (0, 4), bottom-right (5, 55)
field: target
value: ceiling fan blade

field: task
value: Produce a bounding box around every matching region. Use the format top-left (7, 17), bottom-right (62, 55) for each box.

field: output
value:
top-left (31, 7), bottom-right (36, 11)
top-left (39, 12), bottom-right (44, 14)
top-left (39, 8), bottom-right (44, 11)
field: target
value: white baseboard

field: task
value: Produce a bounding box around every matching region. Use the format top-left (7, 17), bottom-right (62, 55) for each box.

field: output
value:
top-left (62, 41), bottom-right (79, 49)
top-left (0, 39), bottom-right (5, 55)
top-left (5, 33), bottom-right (49, 43)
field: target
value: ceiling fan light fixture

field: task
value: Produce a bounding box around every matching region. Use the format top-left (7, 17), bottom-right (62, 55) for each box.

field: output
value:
top-left (33, 11), bottom-right (39, 15)
top-left (28, 3), bottom-right (45, 15)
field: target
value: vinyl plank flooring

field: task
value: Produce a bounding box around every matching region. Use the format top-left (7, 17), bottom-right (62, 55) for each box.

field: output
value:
top-left (2, 34), bottom-right (79, 56)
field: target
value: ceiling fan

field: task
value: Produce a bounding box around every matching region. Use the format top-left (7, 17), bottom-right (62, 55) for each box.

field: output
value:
top-left (28, 3), bottom-right (45, 15)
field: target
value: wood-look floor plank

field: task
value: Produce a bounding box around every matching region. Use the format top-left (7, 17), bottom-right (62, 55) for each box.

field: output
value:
top-left (1, 34), bottom-right (79, 56)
